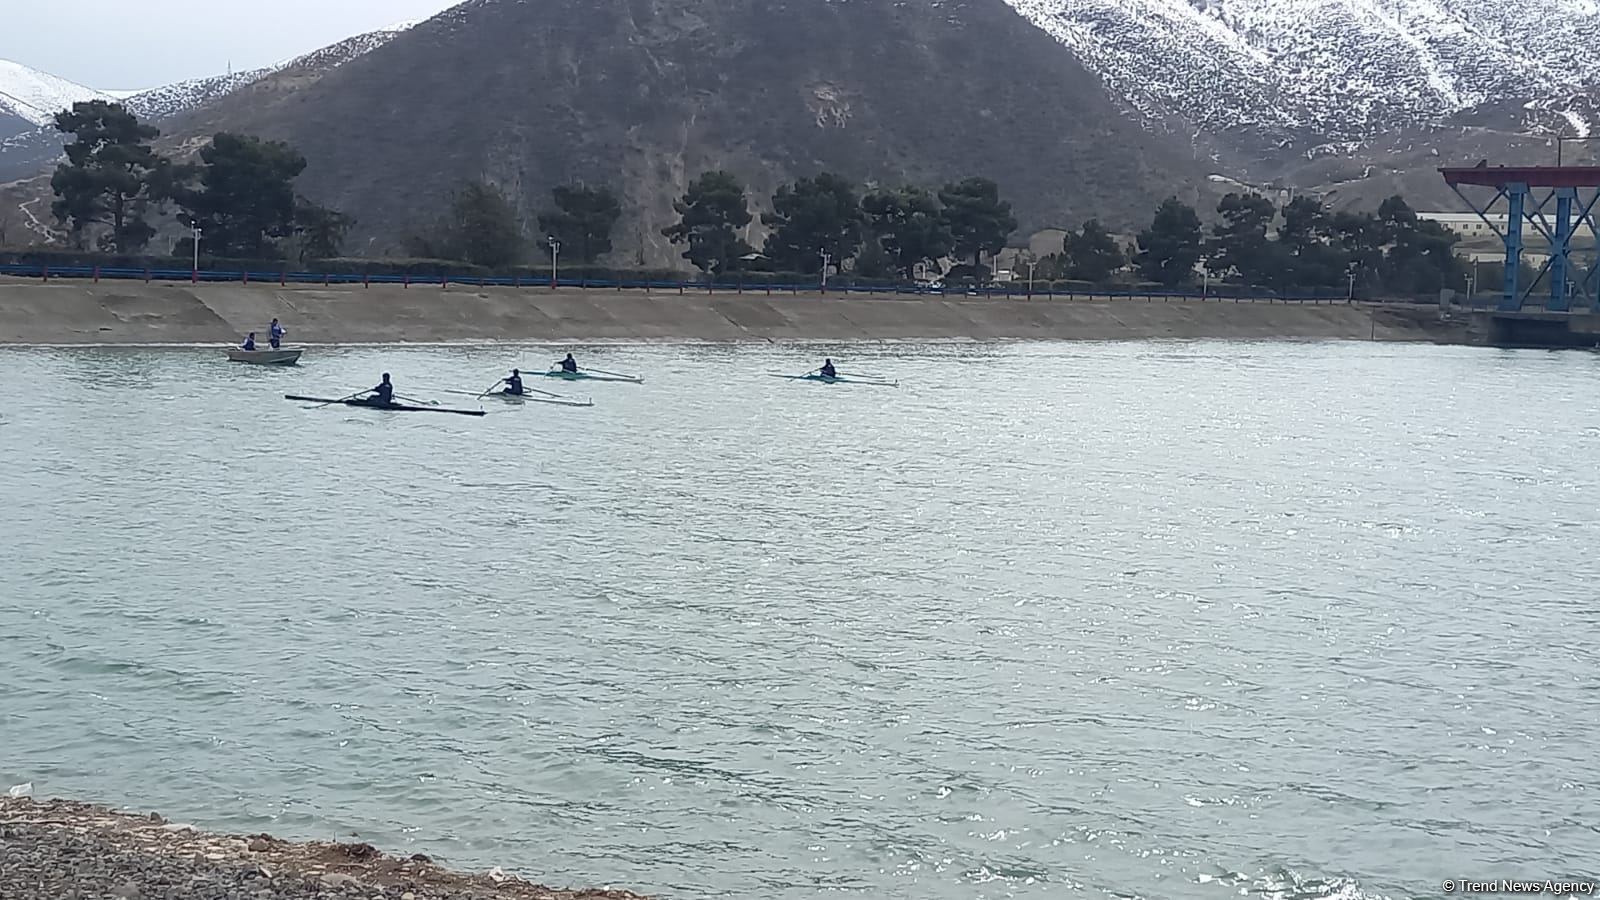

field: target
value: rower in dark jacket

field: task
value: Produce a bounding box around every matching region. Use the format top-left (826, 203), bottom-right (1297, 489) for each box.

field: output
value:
top-left (560, 353), bottom-right (578, 373)
top-left (819, 359), bottom-right (837, 378)
top-left (366, 373), bottom-right (395, 405)
top-left (504, 369), bottom-right (524, 395)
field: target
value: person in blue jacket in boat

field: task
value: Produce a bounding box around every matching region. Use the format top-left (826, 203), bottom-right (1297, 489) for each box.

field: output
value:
top-left (364, 373), bottom-right (395, 406)
top-left (503, 369), bottom-right (524, 396)
top-left (819, 359), bottom-right (837, 378)
top-left (559, 353), bottom-right (579, 373)
top-left (241, 332), bottom-right (257, 351)
top-left (268, 318), bottom-right (286, 349)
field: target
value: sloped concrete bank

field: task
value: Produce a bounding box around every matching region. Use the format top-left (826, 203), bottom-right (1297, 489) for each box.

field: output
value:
top-left (0, 281), bottom-right (1472, 344)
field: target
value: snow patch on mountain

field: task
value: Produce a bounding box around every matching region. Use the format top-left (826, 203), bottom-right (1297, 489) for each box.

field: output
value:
top-left (1005, 0), bottom-right (1600, 143)
top-left (0, 59), bottom-right (111, 126)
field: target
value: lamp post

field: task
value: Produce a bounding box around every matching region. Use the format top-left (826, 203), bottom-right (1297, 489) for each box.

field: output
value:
top-left (1346, 267), bottom-right (1357, 303)
top-left (191, 223), bottom-right (202, 279)
top-left (819, 248), bottom-right (831, 293)
top-left (547, 235), bottom-right (561, 289)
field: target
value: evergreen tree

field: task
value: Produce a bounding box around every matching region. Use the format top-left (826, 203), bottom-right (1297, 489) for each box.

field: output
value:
top-left (1062, 219), bottom-right (1126, 282)
top-left (1277, 195), bottom-right (1347, 287)
top-left (938, 177), bottom-right (1017, 271)
top-left (861, 186), bottom-right (953, 279)
top-left (293, 202), bottom-right (353, 263)
top-left (1377, 195), bottom-right (1462, 295)
top-left (762, 172), bottom-right (863, 273)
top-left (172, 133), bottom-right (309, 259)
top-left (1205, 193), bottom-right (1281, 286)
top-left (416, 181), bottom-right (524, 267)
top-left (662, 171), bottom-right (754, 273)
top-left (1135, 197), bottom-right (1204, 286)
top-left (536, 185), bottom-right (621, 264)
top-left (50, 101), bottom-right (166, 253)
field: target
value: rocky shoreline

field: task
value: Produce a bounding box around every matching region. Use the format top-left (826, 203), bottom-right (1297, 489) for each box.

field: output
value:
top-left (0, 797), bottom-right (648, 900)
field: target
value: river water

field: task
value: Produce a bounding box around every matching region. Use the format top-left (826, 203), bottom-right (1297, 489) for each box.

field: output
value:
top-left (1, 341), bottom-right (1595, 900)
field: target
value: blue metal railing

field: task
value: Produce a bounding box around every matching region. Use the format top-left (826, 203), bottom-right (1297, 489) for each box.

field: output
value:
top-left (0, 262), bottom-right (1361, 303)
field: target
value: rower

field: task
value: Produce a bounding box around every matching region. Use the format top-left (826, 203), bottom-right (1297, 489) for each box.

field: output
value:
top-left (241, 332), bottom-right (257, 351)
top-left (560, 353), bottom-right (578, 373)
top-left (268, 318), bottom-right (286, 349)
top-left (819, 358), bottom-right (837, 378)
top-left (504, 368), bottom-right (524, 396)
top-left (366, 373), bottom-right (395, 406)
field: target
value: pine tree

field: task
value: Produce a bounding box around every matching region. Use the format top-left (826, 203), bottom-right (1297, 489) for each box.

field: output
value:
top-left (762, 173), bottom-right (863, 273)
top-left (662, 171), bottom-right (754, 273)
top-left (938, 177), bottom-right (1017, 271)
top-left (1062, 219), bottom-right (1126, 282)
top-left (1135, 197), bottom-right (1203, 286)
top-left (861, 186), bottom-right (952, 279)
top-left (172, 133), bottom-right (310, 259)
top-left (50, 101), bottom-right (166, 253)
top-left (537, 185), bottom-right (622, 264)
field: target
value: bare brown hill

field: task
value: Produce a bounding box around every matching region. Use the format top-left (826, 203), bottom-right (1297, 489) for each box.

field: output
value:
top-left (145, 0), bottom-right (1208, 264)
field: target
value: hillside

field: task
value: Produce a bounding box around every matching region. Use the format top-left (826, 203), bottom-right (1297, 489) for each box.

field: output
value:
top-left (149, 0), bottom-right (1208, 264)
top-left (0, 59), bottom-right (110, 142)
top-left (0, 26), bottom-right (411, 187)
top-left (1005, 0), bottom-right (1600, 159)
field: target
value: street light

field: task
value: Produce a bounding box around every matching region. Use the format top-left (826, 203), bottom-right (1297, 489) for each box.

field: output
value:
top-left (190, 223), bottom-right (203, 283)
top-left (819, 249), bottom-right (832, 293)
top-left (547, 235), bottom-right (561, 289)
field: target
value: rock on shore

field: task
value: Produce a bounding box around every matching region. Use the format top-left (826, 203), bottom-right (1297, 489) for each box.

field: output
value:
top-left (0, 797), bottom-right (648, 900)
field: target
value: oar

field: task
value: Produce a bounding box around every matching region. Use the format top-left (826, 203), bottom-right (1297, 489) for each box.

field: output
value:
top-left (307, 390), bottom-right (365, 409)
top-left (475, 380), bottom-right (504, 399)
top-left (838, 370), bottom-right (887, 379)
top-left (394, 393), bottom-right (439, 406)
top-left (579, 366), bottom-right (639, 379)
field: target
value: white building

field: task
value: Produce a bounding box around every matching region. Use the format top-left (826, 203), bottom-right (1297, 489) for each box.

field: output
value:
top-left (1418, 211), bottom-right (1597, 240)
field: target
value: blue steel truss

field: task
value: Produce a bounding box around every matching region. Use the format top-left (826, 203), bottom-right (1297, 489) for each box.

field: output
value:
top-left (1441, 166), bottom-right (1600, 312)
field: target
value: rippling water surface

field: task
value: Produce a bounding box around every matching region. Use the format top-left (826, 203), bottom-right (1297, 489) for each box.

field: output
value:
top-left (2, 341), bottom-right (1597, 899)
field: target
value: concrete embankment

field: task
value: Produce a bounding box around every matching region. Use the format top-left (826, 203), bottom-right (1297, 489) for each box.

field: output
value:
top-left (0, 796), bottom-right (644, 900)
top-left (0, 280), bottom-right (1474, 344)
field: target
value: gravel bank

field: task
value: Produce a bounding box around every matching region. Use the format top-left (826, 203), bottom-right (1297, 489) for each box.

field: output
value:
top-left (0, 797), bottom-right (648, 900)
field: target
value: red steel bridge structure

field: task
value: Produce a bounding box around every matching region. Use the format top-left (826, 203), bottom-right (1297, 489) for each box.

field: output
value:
top-left (1440, 165), bottom-right (1600, 313)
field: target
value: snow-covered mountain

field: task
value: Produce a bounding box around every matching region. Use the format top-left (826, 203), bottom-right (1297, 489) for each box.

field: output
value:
top-left (0, 23), bottom-right (413, 183)
top-left (1004, 0), bottom-right (1600, 148)
top-left (121, 23), bottom-right (414, 122)
top-left (0, 59), bottom-right (112, 140)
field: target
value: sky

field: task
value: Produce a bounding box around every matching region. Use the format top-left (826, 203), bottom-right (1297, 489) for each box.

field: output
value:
top-left (3, 0), bottom-right (462, 90)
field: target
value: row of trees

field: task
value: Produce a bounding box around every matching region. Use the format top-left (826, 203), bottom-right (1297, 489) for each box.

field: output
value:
top-left (48, 101), bottom-right (350, 261)
top-left (662, 171), bottom-right (1018, 277)
top-left (1116, 193), bottom-right (1463, 294)
top-left (43, 99), bottom-right (1463, 295)
top-left (404, 170), bottom-right (1021, 277)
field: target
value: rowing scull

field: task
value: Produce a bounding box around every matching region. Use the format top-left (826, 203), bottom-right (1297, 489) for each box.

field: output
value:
top-left (284, 395), bottom-right (487, 416)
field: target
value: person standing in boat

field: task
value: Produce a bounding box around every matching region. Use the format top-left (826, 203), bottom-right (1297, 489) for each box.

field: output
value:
top-left (503, 369), bottom-right (524, 396)
top-left (559, 353), bottom-right (579, 373)
top-left (364, 373), bottom-right (395, 406)
top-left (819, 358), bottom-right (837, 378)
top-left (241, 332), bottom-right (257, 351)
top-left (268, 318), bottom-right (286, 349)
